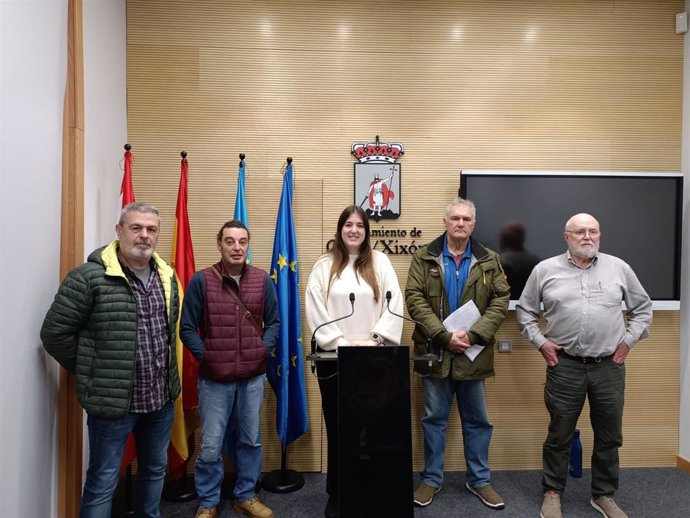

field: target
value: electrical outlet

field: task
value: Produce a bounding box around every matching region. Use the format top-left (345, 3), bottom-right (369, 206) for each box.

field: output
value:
top-left (498, 340), bottom-right (512, 353)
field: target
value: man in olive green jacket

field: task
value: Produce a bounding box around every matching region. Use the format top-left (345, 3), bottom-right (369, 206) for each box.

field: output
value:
top-left (41, 202), bottom-right (181, 518)
top-left (406, 197), bottom-right (510, 510)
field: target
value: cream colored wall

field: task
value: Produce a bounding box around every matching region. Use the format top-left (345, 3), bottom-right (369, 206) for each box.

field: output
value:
top-left (126, 0), bottom-right (682, 472)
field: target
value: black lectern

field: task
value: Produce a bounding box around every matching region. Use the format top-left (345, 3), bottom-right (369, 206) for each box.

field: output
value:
top-left (334, 346), bottom-right (413, 518)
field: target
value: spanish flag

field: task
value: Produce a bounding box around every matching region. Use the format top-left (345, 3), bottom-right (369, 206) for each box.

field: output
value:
top-left (168, 152), bottom-right (196, 478)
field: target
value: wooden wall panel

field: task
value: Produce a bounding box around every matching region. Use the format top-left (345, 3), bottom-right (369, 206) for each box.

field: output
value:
top-left (126, 0), bottom-right (682, 472)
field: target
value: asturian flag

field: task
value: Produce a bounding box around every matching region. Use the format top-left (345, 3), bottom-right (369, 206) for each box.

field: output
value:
top-left (267, 161), bottom-right (308, 446)
top-left (233, 154), bottom-right (251, 263)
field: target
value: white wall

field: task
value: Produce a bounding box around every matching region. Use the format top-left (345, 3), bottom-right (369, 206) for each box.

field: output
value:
top-left (83, 0), bottom-right (127, 251)
top-left (0, 1), bottom-right (127, 516)
top-left (680, 1), bottom-right (690, 462)
top-left (0, 1), bottom-right (67, 517)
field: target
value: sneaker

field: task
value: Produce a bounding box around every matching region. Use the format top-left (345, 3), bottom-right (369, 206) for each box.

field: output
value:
top-left (540, 491), bottom-right (561, 518)
top-left (413, 483), bottom-right (441, 506)
top-left (194, 507), bottom-right (218, 518)
top-left (465, 482), bottom-right (505, 510)
top-left (591, 496), bottom-right (628, 518)
top-left (233, 496), bottom-right (275, 518)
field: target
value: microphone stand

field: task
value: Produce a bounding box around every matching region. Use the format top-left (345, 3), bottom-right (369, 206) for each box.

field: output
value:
top-left (308, 293), bottom-right (356, 375)
top-left (384, 291), bottom-right (440, 367)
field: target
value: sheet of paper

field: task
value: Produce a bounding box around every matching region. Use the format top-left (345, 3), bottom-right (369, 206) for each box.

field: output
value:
top-left (443, 299), bottom-right (481, 332)
top-left (443, 300), bottom-right (484, 362)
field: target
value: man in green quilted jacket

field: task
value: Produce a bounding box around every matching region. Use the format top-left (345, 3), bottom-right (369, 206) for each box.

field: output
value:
top-left (41, 202), bottom-right (181, 518)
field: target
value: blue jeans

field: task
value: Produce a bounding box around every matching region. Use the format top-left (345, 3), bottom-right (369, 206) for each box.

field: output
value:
top-left (420, 376), bottom-right (493, 489)
top-left (81, 401), bottom-right (174, 518)
top-left (195, 375), bottom-right (265, 506)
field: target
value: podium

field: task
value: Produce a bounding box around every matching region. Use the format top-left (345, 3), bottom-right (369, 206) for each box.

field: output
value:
top-left (313, 346), bottom-right (414, 518)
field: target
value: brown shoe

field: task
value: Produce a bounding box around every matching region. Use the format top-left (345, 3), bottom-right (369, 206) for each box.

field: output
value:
top-left (233, 495), bottom-right (275, 518)
top-left (465, 482), bottom-right (505, 510)
top-left (194, 506), bottom-right (218, 518)
top-left (413, 483), bottom-right (441, 507)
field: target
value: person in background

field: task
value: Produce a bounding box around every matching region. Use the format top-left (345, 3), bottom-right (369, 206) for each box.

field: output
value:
top-left (498, 220), bottom-right (540, 299)
top-left (405, 197), bottom-right (510, 510)
top-left (516, 213), bottom-right (652, 518)
top-left (41, 202), bottom-right (181, 518)
top-left (305, 205), bottom-right (403, 518)
top-left (180, 220), bottom-right (279, 518)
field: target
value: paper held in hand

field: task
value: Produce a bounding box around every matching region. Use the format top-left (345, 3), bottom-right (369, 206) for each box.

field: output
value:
top-left (442, 300), bottom-right (484, 362)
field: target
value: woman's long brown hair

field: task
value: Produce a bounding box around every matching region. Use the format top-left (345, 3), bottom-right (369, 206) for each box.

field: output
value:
top-left (327, 205), bottom-right (380, 302)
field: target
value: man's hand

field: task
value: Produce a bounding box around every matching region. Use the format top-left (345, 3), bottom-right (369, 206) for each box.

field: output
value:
top-left (539, 341), bottom-right (563, 367)
top-left (612, 342), bottom-right (630, 364)
top-left (448, 330), bottom-right (472, 353)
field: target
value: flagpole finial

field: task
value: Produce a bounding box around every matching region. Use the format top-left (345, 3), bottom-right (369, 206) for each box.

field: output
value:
top-left (124, 143), bottom-right (131, 151)
top-left (180, 151), bottom-right (187, 159)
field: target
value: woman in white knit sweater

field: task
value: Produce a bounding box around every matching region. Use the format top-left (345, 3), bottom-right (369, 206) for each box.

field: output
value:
top-left (305, 205), bottom-right (403, 518)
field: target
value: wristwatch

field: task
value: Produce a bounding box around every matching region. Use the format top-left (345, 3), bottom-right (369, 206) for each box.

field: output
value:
top-left (371, 333), bottom-right (384, 345)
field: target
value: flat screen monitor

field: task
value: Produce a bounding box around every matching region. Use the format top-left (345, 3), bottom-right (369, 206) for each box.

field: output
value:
top-left (459, 171), bottom-right (683, 309)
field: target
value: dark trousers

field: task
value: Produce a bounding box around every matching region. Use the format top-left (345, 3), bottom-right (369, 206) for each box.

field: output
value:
top-left (543, 356), bottom-right (625, 497)
top-left (317, 359), bottom-right (339, 498)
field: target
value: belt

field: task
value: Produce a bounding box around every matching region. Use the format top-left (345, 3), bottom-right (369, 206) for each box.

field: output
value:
top-left (558, 350), bottom-right (613, 364)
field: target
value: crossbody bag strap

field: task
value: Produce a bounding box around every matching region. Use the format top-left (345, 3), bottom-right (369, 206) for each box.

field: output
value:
top-left (211, 266), bottom-right (263, 336)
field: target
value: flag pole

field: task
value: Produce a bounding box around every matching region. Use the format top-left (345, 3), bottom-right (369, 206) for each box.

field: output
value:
top-left (162, 151), bottom-right (198, 503)
top-left (262, 156), bottom-right (306, 494)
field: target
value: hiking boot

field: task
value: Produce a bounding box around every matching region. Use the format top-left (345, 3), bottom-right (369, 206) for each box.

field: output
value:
top-left (233, 496), bottom-right (274, 518)
top-left (465, 482), bottom-right (505, 509)
top-left (540, 492), bottom-right (561, 518)
top-left (591, 496), bottom-right (628, 518)
top-left (413, 483), bottom-right (441, 506)
top-left (194, 506), bottom-right (218, 518)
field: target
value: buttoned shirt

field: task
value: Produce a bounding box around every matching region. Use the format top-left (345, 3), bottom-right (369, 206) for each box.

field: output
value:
top-left (122, 260), bottom-right (170, 413)
top-left (516, 251), bottom-right (652, 357)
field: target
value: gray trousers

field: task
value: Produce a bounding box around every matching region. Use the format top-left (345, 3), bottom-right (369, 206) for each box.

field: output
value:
top-left (542, 355), bottom-right (625, 497)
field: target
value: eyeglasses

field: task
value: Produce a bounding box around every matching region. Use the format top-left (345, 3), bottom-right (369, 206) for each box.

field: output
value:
top-left (566, 229), bottom-right (600, 237)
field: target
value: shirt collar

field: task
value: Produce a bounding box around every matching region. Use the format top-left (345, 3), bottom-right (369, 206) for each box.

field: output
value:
top-left (566, 250), bottom-right (599, 269)
top-left (443, 234), bottom-right (472, 260)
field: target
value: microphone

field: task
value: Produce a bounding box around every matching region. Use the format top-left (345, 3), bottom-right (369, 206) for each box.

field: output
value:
top-left (385, 290), bottom-right (438, 368)
top-left (310, 293), bottom-right (356, 374)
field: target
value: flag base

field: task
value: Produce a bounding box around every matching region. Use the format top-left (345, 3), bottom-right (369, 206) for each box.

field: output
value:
top-left (162, 473), bottom-right (197, 502)
top-left (261, 468), bottom-right (305, 494)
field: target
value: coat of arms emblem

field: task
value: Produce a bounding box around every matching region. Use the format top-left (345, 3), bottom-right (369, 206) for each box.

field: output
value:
top-left (352, 136), bottom-right (403, 221)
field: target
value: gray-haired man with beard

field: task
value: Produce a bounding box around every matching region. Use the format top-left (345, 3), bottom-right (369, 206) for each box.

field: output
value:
top-left (516, 213), bottom-right (652, 518)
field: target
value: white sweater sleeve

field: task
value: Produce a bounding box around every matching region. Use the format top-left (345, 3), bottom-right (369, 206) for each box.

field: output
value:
top-left (371, 251), bottom-right (404, 345)
top-left (305, 257), bottom-right (349, 351)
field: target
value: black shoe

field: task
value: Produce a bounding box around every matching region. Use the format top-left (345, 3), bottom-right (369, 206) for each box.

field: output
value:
top-left (325, 495), bottom-right (338, 518)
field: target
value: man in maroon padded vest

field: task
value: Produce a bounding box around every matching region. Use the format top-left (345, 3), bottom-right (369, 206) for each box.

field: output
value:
top-left (181, 220), bottom-right (279, 518)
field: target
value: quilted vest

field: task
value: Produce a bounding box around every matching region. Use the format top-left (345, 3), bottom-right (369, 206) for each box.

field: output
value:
top-left (199, 263), bottom-right (267, 382)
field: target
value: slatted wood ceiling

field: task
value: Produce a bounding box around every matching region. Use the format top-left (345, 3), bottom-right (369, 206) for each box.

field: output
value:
top-left (126, 0), bottom-right (682, 472)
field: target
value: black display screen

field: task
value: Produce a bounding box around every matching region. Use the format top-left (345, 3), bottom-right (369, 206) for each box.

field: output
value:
top-left (459, 172), bottom-right (682, 302)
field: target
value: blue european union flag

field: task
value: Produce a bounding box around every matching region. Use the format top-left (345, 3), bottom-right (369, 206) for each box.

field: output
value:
top-left (233, 158), bottom-right (252, 263)
top-left (267, 162), bottom-right (308, 446)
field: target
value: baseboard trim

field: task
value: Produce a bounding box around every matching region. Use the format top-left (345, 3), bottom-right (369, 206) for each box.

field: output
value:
top-left (677, 455), bottom-right (690, 474)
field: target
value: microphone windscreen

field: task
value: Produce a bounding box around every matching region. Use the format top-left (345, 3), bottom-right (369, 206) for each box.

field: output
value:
top-left (386, 290), bottom-right (392, 301)
top-left (349, 293), bottom-right (355, 303)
